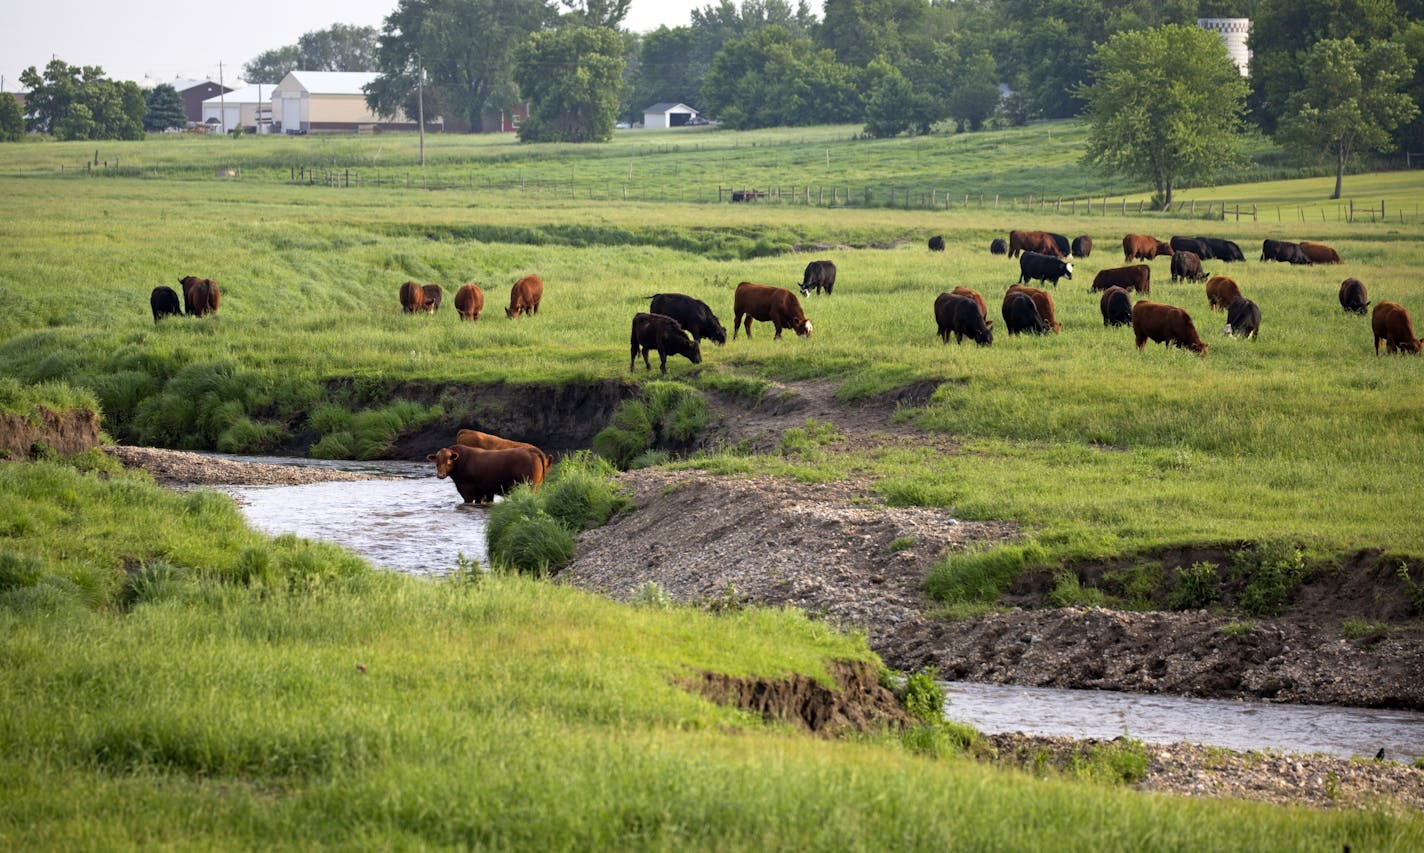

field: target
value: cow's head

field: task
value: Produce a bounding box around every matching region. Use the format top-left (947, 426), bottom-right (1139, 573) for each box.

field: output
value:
top-left (795, 318), bottom-right (812, 337)
top-left (427, 446), bottom-right (461, 478)
top-left (1063, 262), bottom-right (1073, 279)
top-left (1156, 242), bottom-right (1174, 256)
top-left (1190, 340), bottom-right (1209, 357)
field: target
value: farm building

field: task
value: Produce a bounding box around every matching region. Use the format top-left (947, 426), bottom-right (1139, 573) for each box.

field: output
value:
top-left (643, 102), bottom-right (699, 129)
top-left (1198, 18), bottom-right (1252, 76)
top-left (162, 79), bottom-right (233, 125)
top-left (200, 85), bottom-right (274, 134)
top-left (270, 71), bottom-right (421, 134)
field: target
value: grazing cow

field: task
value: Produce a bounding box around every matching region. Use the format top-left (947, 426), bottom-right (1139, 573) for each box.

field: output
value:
top-left (421, 284), bottom-right (443, 313)
top-left (732, 282), bottom-right (811, 340)
top-left (1100, 286), bottom-right (1133, 327)
top-left (1372, 302), bottom-right (1423, 355)
top-left (1196, 237), bottom-right (1245, 262)
top-left (929, 235), bottom-right (946, 252)
top-left (1170, 236), bottom-right (1208, 258)
top-left (1261, 239), bottom-right (1312, 265)
top-left (1002, 290), bottom-right (1049, 336)
top-left (1017, 251), bottom-right (1073, 287)
top-left (1299, 241), bottom-right (1342, 264)
top-left (631, 312), bottom-right (702, 374)
top-left (1047, 232), bottom-right (1071, 258)
top-left (1007, 230), bottom-right (1062, 258)
top-left (648, 293), bottom-right (727, 345)
top-left (179, 275), bottom-right (221, 317)
top-left (454, 284), bottom-right (485, 321)
top-left (1225, 297), bottom-right (1261, 340)
top-left (454, 429), bottom-right (552, 479)
top-left (1071, 235), bottom-right (1093, 258)
top-left (506, 274), bottom-right (543, 319)
top-left (1132, 301), bottom-right (1208, 357)
top-left (1338, 278), bottom-right (1369, 315)
top-left (1091, 264), bottom-right (1151, 294)
top-left (1123, 234), bottom-right (1174, 262)
top-left (800, 260), bottom-right (837, 296)
top-left (935, 293), bottom-right (994, 346)
top-left (1170, 251), bottom-right (1207, 283)
top-left (1007, 284), bottom-right (1061, 332)
top-left (427, 445), bottom-right (546, 504)
top-left (950, 286), bottom-right (988, 320)
top-left (989, 237), bottom-right (1008, 255)
top-left (150, 286), bottom-right (181, 324)
top-left (1204, 275), bottom-right (1243, 312)
top-left (399, 280), bottom-right (426, 314)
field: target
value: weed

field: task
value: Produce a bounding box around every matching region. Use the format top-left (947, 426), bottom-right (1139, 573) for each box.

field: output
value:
top-left (1340, 619), bottom-right (1391, 642)
top-left (1100, 563), bottom-right (1165, 610)
top-left (699, 582), bottom-right (747, 614)
top-left (448, 552), bottom-right (486, 585)
top-left (631, 581), bottom-right (674, 609)
top-left (1048, 570), bottom-right (1111, 608)
top-left (901, 719), bottom-right (982, 760)
top-left (1167, 561), bottom-right (1220, 611)
top-left (1397, 562), bottom-right (1424, 616)
top-left (1221, 621), bottom-right (1256, 637)
top-left (900, 667), bottom-right (946, 723)
top-left (888, 536), bottom-right (915, 554)
top-left (1070, 738), bottom-right (1150, 785)
top-left (1232, 540), bottom-right (1308, 617)
top-left (924, 541), bottom-right (1049, 606)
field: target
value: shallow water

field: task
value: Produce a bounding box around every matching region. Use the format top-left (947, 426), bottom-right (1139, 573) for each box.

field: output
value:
top-left (942, 681), bottom-right (1424, 761)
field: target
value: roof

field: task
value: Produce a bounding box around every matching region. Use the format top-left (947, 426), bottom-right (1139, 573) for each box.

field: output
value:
top-left (643, 102), bottom-right (698, 114)
top-left (201, 85), bottom-right (270, 105)
top-left (280, 71), bottom-right (381, 96)
top-left (168, 78), bottom-right (231, 94)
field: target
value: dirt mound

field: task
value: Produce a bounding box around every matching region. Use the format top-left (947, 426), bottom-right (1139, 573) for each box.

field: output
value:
top-left (0, 407), bottom-right (101, 459)
top-left (681, 660), bottom-right (909, 736)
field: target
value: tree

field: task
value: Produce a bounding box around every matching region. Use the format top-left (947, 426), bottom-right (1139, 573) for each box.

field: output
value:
top-left (1081, 24), bottom-right (1250, 209)
top-left (143, 84), bottom-right (186, 131)
top-left (701, 25), bottom-right (859, 129)
top-left (367, 0), bottom-right (554, 133)
top-left (514, 26), bottom-right (626, 142)
top-left (243, 46), bottom-right (301, 85)
top-left (1277, 38), bottom-right (1418, 199)
top-left (629, 26), bottom-right (700, 120)
top-left (686, 1), bottom-right (817, 103)
top-left (0, 93), bottom-right (23, 141)
top-left (19, 59), bottom-right (145, 140)
top-left (559, 0), bottom-right (631, 28)
top-left (244, 24), bottom-right (380, 84)
top-left (946, 50), bottom-right (1001, 131)
top-left (861, 61), bottom-right (923, 137)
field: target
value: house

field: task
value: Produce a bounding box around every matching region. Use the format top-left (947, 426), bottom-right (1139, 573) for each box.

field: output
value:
top-left (642, 102), bottom-right (699, 129)
top-left (200, 85), bottom-right (274, 134)
top-left (270, 71), bottom-right (423, 134)
top-left (167, 79), bottom-right (233, 125)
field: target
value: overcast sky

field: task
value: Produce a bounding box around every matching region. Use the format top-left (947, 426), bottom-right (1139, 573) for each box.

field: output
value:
top-left (2, 1), bottom-right (823, 91)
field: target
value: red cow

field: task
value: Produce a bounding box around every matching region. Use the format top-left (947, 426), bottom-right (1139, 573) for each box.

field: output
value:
top-left (1091, 265), bottom-right (1151, 294)
top-left (950, 286), bottom-right (988, 319)
top-left (506, 274), bottom-right (543, 319)
top-left (427, 445), bottom-right (546, 504)
top-left (732, 282), bottom-right (811, 339)
top-left (1006, 284), bottom-right (1061, 332)
top-left (454, 284), bottom-right (485, 321)
top-left (1204, 275), bottom-right (1243, 312)
top-left (1123, 234), bottom-right (1174, 262)
top-left (179, 275), bottom-right (221, 316)
top-left (421, 284), bottom-right (443, 313)
top-left (1132, 301), bottom-right (1207, 357)
top-left (454, 429), bottom-right (552, 479)
top-left (399, 280), bottom-right (426, 314)
top-left (1007, 229), bottom-right (1062, 258)
top-left (1299, 241), bottom-right (1342, 264)
top-left (1372, 302), bottom-right (1423, 355)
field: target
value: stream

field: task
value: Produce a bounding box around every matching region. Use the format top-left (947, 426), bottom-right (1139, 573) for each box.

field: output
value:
top-left (215, 454), bottom-right (1424, 762)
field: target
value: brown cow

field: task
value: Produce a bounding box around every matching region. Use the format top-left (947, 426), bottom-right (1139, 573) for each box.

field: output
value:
top-left (421, 284), bottom-right (443, 313)
top-left (1371, 302), bottom-right (1423, 355)
top-left (399, 280), bottom-right (426, 314)
top-left (179, 275), bottom-right (221, 317)
top-left (732, 282), bottom-right (811, 339)
top-left (454, 284), bottom-right (485, 321)
top-left (950, 286), bottom-right (988, 320)
top-left (1091, 265), bottom-right (1151, 294)
top-left (454, 429), bottom-right (552, 479)
top-left (506, 274), bottom-right (543, 319)
top-left (631, 312), bottom-right (702, 374)
top-left (1132, 301), bottom-right (1207, 357)
top-left (1204, 275), bottom-right (1242, 312)
top-left (427, 445), bottom-right (546, 504)
top-left (1170, 251), bottom-right (1207, 283)
top-left (1122, 234), bottom-right (1174, 262)
top-left (1007, 229), bottom-right (1062, 258)
top-left (1006, 284), bottom-right (1061, 332)
top-left (1299, 241), bottom-right (1342, 264)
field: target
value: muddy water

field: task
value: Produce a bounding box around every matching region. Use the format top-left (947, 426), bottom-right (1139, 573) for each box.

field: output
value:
top-left (220, 457), bottom-right (487, 576)
top-left (942, 681), bottom-right (1424, 762)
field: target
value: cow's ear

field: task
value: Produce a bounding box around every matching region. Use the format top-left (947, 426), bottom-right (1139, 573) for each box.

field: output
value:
top-left (986, 320), bottom-right (994, 329)
top-left (426, 453), bottom-right (438, 462)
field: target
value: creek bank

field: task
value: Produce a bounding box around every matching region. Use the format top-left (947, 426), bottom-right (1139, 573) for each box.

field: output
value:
top-left (0, 407), bottom-right (102, 459)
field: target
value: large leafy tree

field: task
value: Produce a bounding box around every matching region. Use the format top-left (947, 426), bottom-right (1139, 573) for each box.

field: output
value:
top-left (0, 94), bottom-right (24, 141)
top-left (242, 25), bottom-right (380, 84)
top-left (1277, 37), bottom-right (1418, 198)
top-left (701, 25), bottom-right (859, 128)
top-left (19, 59), bottom-right (146, 140)
top-left (1081, 24), bottom-right (1250, 209)
top-left (243, 46), bottom-right (301, 85)
top-left (143, 83), bottom-right (186, 131)
top-left (686, 1), bottom-right (817, 102)
top-left (558, 0), bottom-right (630, 27)
top-left (514, 26), bottom-right (626, 142)
top-left (367, 0), bottom-right (555, 133)
top-left (820, 0), bottom-right (927, 68)
top-left (628, 26), bottom-right (699, 118)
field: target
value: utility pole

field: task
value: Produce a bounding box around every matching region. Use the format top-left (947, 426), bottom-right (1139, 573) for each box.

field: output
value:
top-left (417, 56), bottom-right (425, 167)
top-left (219, 61), bottom-right (226, 134)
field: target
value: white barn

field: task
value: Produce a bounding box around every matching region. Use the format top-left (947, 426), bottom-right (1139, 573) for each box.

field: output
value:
top-left (201, 85), bottom-right (275, 134)
top-left (642, 102), bottom-right (699, 129)
top-left (270, 71), bottom-right (418, 134)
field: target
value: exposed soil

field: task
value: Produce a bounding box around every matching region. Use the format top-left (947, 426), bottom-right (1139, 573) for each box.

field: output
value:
top-left (0, 407), bottom-right (102, 459)
top-left (104, 445), bottom-right (379, 486)
top-left (683, 660), bottom-right (910, 737)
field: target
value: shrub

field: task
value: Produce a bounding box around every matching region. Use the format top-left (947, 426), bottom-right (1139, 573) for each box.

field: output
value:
top-left (1168, 561), bottom-right (1220, 611)
top-left (1232, 540), bottom-right (1307, 617)
top-left (593, 382), bottom-right (710, 469)
top-left (539, 451), bottom-right (629, 532)
top-left (1100, 563), bottom-right (1165, 609)
top-left (1398, 562), bottom-right (1424, 616)
top-left (1047, 571), bottom-right (1110, 608)
top-left (923, 540), bottom-right (1050, 605)
top-left (900, 667), bottom-right (946, 723)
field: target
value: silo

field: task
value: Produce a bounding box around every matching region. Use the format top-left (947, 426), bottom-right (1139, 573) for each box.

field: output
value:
top-left (1198, 18), bottom-right (1252, 77)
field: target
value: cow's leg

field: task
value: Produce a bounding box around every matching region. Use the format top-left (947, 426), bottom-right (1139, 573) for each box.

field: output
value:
top-left (659, 349), bottom-right (668, 374)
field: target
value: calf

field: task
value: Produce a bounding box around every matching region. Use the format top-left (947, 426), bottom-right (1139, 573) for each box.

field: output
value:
top-left (935, 293), bottom-right (993, 346)
top-left (1123, 233), bottom-right (1173, 262)
top-left (1091, 265), bottom-right (1150, 294)
top-left (1132, 301), bottom-right (1207, 357)
top-left (989, 237), bottom-right (1008, 255)
top-left (421, 283), bottom-right (443, 313)
top-left (399, 280), bottom-right (426, 314)
top-left (1299, 241), bottom-right (1341, 264)
top-left (1071, 235), bottom-right (1093, 258)
top-left (1224, 297), bottom-right (1261, 340)
top-left (929, 235), bottom-right (946, 252)
top-left (454, 283), bottom-right (485, 321)
top-left (1100, 286), bottom-right (1133, 327)
top-left (1338, 278), bottom-right (1369, 315)
top-left (150, 285), bottom-right (181, 323)
top-left (800, 260), bottom-right (836, 296)
top-left (1372, 302), bottom-right (1423, 355)
top-left (631, 312), bottom-right (702, 374)
top-left (427, 445), bottom-right (545, 504)
top-left (648, 293), bottom-right (727, 345)
top-left (1204, 275), bottom-right (1242, 312)
top-left (1007, 284), bottom-right (1061, 332)
top-left (1017, 251), bottom-right (1073, 287)
top-left (733, 282), bottom-right (811, 339)
top-left (1002, 290), bottom-right (1049, 336)
top-left (506, 274), bottom-right (543, 318)
top-left (1170, 251), bottom-right (1206, 283)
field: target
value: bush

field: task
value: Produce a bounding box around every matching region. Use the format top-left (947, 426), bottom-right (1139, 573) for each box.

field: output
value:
top-left (486, 456), bottom-right (628, 575)
top-left (539, 451), bottom-right (629, 532)
top-left (1232, 540), bottom-right (1307, 617)
top-left (900, 667), bottom-right (946, 723)
top-left (923, 541), bottom-right (1050, 605)
top-left (593, 382), bottom-right (710, 469)
top-left (1168, 561), bottom-right (1220, 611)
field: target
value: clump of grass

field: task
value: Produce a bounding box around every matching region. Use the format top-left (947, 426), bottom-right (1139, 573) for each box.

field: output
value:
top-left (901, 719), bottom-right (983, 760)
top-left (1047, 570), bottom-right (1110, 608)
top-left (1396, 561), bottom-right (1424, 616)
top-left (779, 418), bottom-right (842, 457)
top-left (1070, 738), bottom-right (1151, 786)
top-left (1340, 619), bottom-right (1391, 642)
top-left (630, 581), bottom-right (674, 608)
top-left (899, 667), bottom-right (946, 724)
top-left (888, 536), bottom-right (915, 554)
top-left (924, 540), bottom-right (1050, 606)
top-left (1221, 621), bottom-right (1256, 637)
top-left (1232, 540), bottom-right (1308, 617)
top-left (1168, 561), bottom-right (1221, 611)
top-left (486, 453), bottom-right (629, 575)
top-left (593, 382), bottom-right (710, 469)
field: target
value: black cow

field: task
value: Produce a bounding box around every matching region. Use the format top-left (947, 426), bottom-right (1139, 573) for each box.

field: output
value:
top-left (1224, 297), bottom-right (1261, 340)
top-left (648, 293), bottom-right (727, 345)
top-left (1261, 239), bottom-right (1312, 265)
top-left (630, 313), bottom-right (702, 374)
top-left (928, 235), bottom-right (945, 252)
top-left (150, 286), bottom-right (181, 324)
top-left (1071, 235), bottom-right (1093, 258)
top-left (1170, 251), bottom-right (1207, 283)
top-left (1047, 232), bottom-right (1071, 258)
top-left (1017, 251), bottom-right (1073, 287)
top-left (1002, 291), bottom-right (1049, 335)
top-left (1339, 278), bottom-right (1370, 316)
top-left (1100, 286), bottom-right (1132, 327)
top-left (800, 260), bottom-right (836, 296)
top-left (934, 293), bottom-right (993, 346)
top-left (989, 237), bottom-right (1008, 255)
top-left (1198, 237), bottom-right (1245, 262)
top-left (1170, 236), bottom-right (1207, 258)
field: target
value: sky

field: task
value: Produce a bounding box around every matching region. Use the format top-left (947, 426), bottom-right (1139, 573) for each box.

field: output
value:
top-left (2, 0), bottom-right (821, 92)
